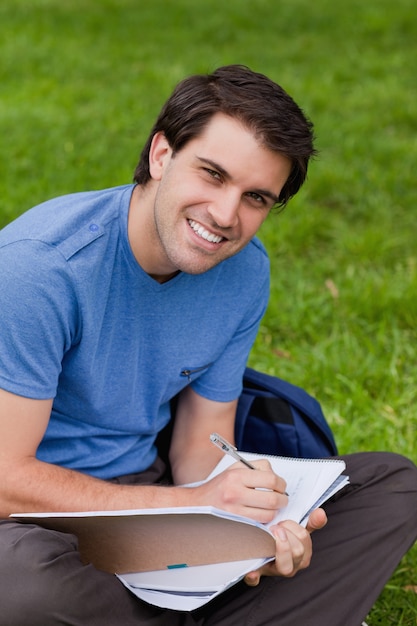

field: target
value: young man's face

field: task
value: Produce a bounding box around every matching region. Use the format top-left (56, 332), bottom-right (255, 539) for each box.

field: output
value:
top-left (143, 113), bottom-right (291, 279)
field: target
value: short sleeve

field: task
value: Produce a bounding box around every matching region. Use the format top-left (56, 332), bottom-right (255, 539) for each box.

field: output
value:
top-left (0, 240), bottom-right (79, 398)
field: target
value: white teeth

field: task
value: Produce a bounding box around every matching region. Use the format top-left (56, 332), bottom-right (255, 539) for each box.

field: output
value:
top-left (188, 220), bottom-right (223, 244)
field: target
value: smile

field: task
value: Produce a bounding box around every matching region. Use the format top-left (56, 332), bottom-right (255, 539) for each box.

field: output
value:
top-left (188, 220), bottom-right (224, 244)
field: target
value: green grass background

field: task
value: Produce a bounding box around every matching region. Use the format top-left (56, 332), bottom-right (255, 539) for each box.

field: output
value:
top-left (1, 0), bottom-right (416, 623)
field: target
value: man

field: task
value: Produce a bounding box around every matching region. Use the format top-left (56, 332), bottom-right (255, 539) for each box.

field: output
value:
top-left (0, 65), bottom-right (416, 626)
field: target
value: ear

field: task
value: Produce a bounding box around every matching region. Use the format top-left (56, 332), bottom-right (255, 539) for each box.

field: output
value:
top-left (149, 132), bottom-right (172, 181)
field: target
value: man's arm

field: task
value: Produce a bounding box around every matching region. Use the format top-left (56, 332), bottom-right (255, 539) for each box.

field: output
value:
top-left (168, 385), bottom-right (238, 485)
top-left (0, 388), bottom-right (209, 517)
top-left (169, 387), bottom-right (291, 522)
top-left (0, 387), bottom-right (285, 520)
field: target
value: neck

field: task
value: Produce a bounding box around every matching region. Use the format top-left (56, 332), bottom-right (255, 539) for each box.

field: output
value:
top-left (128, 184), bottom-right (179, 283)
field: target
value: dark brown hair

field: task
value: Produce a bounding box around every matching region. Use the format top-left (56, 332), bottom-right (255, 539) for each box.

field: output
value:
top-left (133, 65), bottom-right (316, 207)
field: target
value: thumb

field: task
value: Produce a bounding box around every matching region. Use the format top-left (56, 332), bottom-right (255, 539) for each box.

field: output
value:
top-left (306, 508), bottom-right (327, 533)
top-left (244, 571), bottom-right (261, 586)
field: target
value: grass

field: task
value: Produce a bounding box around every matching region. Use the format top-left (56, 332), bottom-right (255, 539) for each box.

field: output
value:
top-left (1, 0), bottom-right (416, 622)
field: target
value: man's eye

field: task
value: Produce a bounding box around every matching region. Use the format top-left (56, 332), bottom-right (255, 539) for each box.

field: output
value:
top-left (205, 168), bottom-right (222, 181)
top-left (246, 192), bottom-right (266, 205)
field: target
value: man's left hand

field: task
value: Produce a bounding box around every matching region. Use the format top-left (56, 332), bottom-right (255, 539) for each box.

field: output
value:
top-left (244, 508), bottom-right (327, 585)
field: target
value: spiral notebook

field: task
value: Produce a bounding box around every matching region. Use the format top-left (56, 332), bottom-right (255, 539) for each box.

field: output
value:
top-left (12, 452), bottom-right (348, 611)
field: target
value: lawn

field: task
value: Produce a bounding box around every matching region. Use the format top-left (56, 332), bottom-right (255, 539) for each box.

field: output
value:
top-left (1, 0), bottom-right (416, 623)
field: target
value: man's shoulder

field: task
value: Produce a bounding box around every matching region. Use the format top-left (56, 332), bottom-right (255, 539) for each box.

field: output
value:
top-left (226, 236), bottom-right (270, 274)
top-left (0, 184), bottom-right (134, 249)
top-left (247, 236), bottom-right (269, 260)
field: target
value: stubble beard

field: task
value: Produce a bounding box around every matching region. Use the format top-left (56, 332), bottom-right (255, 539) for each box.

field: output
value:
top-left (153, 207), bottom-right (232, 276)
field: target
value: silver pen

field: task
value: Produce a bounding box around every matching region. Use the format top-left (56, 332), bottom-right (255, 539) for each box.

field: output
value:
top-left (209, 432), bottom-right (256, 469)
top-left (210, 432), bottom-right (289, 496)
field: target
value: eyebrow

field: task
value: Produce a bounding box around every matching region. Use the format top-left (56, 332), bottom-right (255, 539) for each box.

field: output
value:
top-left (196, 156), bottom-right (281, 205)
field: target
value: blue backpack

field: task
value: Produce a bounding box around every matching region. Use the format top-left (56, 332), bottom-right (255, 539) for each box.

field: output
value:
top-left (235, 368), bottom-right (337, 458)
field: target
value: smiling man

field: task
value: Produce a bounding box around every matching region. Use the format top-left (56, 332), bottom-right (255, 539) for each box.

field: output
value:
top-left (129, 113), bottom-right (291, 279)
top-left (0, 65), bottom-right (416, 626)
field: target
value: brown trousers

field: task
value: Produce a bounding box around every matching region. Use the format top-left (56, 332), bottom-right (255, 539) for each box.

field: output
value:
top-left (1, 452), bottom-right (416, 626)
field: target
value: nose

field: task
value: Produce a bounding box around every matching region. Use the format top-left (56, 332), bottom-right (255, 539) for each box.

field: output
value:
top-left (207, 190), bottom-right (240, 229)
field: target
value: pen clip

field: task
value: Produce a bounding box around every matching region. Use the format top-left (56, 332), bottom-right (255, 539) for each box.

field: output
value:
top-left (209, 432), bottom-right (237, 454)
top-left (210, 433), bottom-right (256, 469)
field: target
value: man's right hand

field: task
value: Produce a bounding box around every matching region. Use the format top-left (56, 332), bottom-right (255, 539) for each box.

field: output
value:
top-left (192, 459), bottom-right (289, 523)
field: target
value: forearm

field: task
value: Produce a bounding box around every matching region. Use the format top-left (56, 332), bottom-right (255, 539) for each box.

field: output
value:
top-left (169, 387), bottom-right (237, 486)
top-left (170, 442), bottom-right (224, 486)
top-left (0, 457), bottom-right (196, 518)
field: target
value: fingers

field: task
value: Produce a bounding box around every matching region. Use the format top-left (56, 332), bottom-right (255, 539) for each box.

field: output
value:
top-left (227, 459), bottom-right (288, 496)
top-left (242, 470), bottom-right (288, 500)
top-left (273, 524), bottom-right (310, 576)
top-left (244, 523), bottom-right (308, 585)
top-left (240, 491), bottom-right (288, 524)
top-left (245, 458), bottom-right (274, 471)
top-left (219, 465), bottom-right (288, 522)
top-left (244, 512), bottom-right (328, 585)
top-left (196, 459), bottom-right (288, 522)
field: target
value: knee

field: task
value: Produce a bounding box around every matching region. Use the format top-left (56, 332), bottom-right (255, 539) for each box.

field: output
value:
top-left (345, 451), bottom-right (417, 518)
top-left (381, 452), bottom-right (417, 493)
top-left (0, 520), bottom-right (80, 625)
top-left (373, 452), bottom-right (417, 526)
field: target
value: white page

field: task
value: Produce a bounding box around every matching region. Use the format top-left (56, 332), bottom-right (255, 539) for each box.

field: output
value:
top-left (204, 452), bottom-right (347, 527)
top-left (117, 557), bottom-right (273, 611)
top-left (119, 559), bottom-right (262, 591)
